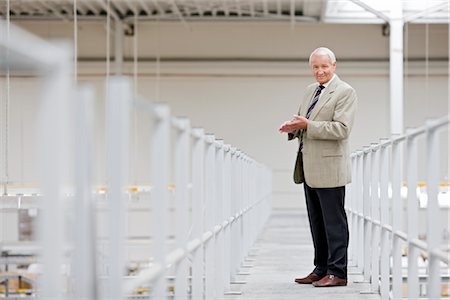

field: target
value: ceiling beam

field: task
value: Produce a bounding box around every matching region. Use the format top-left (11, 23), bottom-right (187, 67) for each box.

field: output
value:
top-left (122, 0), bottom-right (137, 15)
top-left (151, 0), bottom-right (166, 16)
top-left (193, 0), bottom-right (204, 15)
top-left (170, 0), bottom-right (189, 28)
top-left (221, 0), bottom-right (229, 16)
top-left (320, 0), bottom-right (328, 22)
top-left (73, 1), bottom-right (88, 15)
top-left (96, 0), bottom-right (120, 21)
top-left (262, 0), bottom-right (268, 16)
top-left (249, 1), bottom-right (255, 18)
top-left (36, 0), bottom-right (70, 21)
top-left (404, 2), bottom-right (449, 23)
top-left (81, 0), bottom-right (101, 15)
top-left (290, 0), bottom-right (295, 28)
top-left (137, 0), bottom-right (151, 15)
top-left (22, 1), bottom-right (47, 15)
top-left (349, 0), bottom-right (390, 23)
top-left (111, 0), bottom-right (127, 16)
top-left (235, 0), bottom-right (242, 17)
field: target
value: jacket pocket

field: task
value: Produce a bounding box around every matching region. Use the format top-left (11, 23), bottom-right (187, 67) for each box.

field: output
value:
top-left (322, 148), bottom-right (343, 157)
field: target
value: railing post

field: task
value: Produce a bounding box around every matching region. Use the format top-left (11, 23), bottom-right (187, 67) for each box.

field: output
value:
top-left (348, 155), bottom-right (357, 267)
top-left (379, 140), bottom-right (390, 300)
top-left (150, 103), bottom-right (170, 299)
top-left (37, 43), bottom-right (71, 300)
top-left (230, 148), bottom-right (240, 279)
top-left (362, 147), bottom-right (372, 283)
top-left (73, 85), bottom-right (96, 300)
top-left (104, 77), bottom-right (131, 300)
top-left (223, 145), bottom-right (232, 291)
top-left (191, 128), bottom-right (205, 300)
top-left (391, 137), bottom-right (403, 299)
top-left (405, 128), bottom-right (419, 299)
top-left (204, 134), bottom-right (216, 299)
top-left (215, 140), bottom-right (225, 298)
top-left (356, 151), bottom-right (364, 274)
top-left (236, 151), bottom-right (244, 267)
top-left (425, 119), bottom-right (441, 299)
top-left (174, 118), bottom-right (190, 300)
top-left (370, 144), bottom-right (381, 294)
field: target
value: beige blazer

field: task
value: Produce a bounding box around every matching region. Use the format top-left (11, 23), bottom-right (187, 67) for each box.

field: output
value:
top-left (288, 75), bottom-right (357, 188)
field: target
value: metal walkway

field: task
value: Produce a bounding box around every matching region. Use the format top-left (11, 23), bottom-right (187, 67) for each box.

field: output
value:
top-left (226, 210), bottom-right (381, 300)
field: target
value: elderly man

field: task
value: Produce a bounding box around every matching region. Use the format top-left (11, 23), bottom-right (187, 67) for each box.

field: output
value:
top-left (279, 47), bottom-right (357, 287)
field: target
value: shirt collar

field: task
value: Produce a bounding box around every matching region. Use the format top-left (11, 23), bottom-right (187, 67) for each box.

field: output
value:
top-left (318, 74), bottom-right (336, 89)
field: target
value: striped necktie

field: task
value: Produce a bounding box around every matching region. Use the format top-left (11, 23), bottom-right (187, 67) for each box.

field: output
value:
top-left (306, 85), bottom-right (325, 118)
top-left (299, 85), bottom-right (325, 151)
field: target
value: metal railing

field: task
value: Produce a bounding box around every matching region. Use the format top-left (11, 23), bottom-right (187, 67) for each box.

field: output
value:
top-left (0, 23), bottom-right (272, 299)
top-left (347, 115), bottom-right (449, 299)
top-left (100, 77), bottom-right (272, 299)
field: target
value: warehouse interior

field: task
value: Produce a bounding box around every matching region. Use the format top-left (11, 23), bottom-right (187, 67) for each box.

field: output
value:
top-left (0, 0), bottom-right (449, 299)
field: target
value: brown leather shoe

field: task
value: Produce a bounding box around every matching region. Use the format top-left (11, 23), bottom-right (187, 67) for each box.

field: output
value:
top-left (312, 274), bottom-right (347, 287)
top-left (294, 272), bottom-right (326, 284)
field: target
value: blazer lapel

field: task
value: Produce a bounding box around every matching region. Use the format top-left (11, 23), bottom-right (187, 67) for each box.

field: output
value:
top-left (309, 75), bottom-right (340, 121)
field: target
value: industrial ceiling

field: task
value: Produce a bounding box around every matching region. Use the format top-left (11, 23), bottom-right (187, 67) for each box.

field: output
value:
top-left (0, 0), bottom-right (448, 24)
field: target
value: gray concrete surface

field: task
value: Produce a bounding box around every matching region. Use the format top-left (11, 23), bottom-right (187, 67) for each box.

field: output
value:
top-left (224, 210), bottom-right (381, 300)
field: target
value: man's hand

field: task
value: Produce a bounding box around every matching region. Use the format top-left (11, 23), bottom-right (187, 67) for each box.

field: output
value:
top-left (278, 115), bottom-right (309, 133)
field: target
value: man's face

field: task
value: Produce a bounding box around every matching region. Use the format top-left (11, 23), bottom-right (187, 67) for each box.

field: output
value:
top-left (310, 54), bottom-right (336, 84)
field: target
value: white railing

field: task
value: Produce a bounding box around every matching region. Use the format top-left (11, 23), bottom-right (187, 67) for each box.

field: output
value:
top-left (102, 77), bottom-right (272, 299)
top-left (0, 23), bottom-right (272, 299)
top-left (347, 115), bottom-right (449, 300)
top-left (0, 20), bottom-right (73, 299)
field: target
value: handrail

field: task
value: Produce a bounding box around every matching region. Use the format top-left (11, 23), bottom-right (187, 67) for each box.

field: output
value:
top-left (347, 114), bottom-right (449, 299)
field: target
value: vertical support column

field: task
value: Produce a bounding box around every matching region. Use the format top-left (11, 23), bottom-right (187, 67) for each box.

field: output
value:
top-left (391, 139), bottom-right (403, 299)
top-left (425, 120), bottom-right (441, 299)
top-left (389, 0), bottom-right (404, 135)
top-left (73, 85), bottom-right (96, 300)
top-left (38, 45), bottom-right (71, 300)
top-left (191, 128), bottom-right (205, 300)
top-left (370, 145), bottom-right (381, 294)
top-left (379, 141), bottom-right (390, 300)
top-left (215, 140), bottom-right (225, 298)
top-left (105, 77), bottom-right (131, 299)
top-left (174, 118), bottom-right (190, 300)
top-left (204, 134), bottom-right (216, 299)
top-left (151, 103), bottom-right (170, 299)
top-left (362, 148), bottom-right (372, 282)
top-left (405, 129), bottom-right (419, 299)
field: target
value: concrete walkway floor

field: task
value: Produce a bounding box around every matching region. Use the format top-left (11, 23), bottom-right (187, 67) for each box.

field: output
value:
top-left (225, 210), bottom-right (381, 300)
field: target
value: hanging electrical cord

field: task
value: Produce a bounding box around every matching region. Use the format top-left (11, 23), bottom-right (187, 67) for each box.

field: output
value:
top-left (4, 0), bottom-right (10, 196)
top-left (74, 0), bottom-right (78, 82)
top-left (425, 22), bottom-right (429, 107)
top-left (133, 11), bottom-right (138, 98)
top-left (404, 21), bottom-right (409, 113)
top-left (133, 10), bottom-right (138, 186)
top-left (155, 21), bottom-right (160, 102)
top-left (106, 0), bottom-right (111, 97)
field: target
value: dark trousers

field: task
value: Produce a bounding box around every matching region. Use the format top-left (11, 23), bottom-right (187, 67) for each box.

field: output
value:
top-left (304, 183), bottom-right (349, 279)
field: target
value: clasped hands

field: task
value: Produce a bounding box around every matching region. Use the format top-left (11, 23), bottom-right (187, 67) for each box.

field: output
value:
top-left (278, 115), bottom-right (309, 133)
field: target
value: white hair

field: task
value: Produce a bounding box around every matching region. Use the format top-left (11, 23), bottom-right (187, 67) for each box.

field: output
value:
top-left (309, 47), bottom-right (336, 65)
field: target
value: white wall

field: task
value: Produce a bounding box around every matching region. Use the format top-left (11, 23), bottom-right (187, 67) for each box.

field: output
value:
top-left (1, 21), bottom-right (448, 209)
